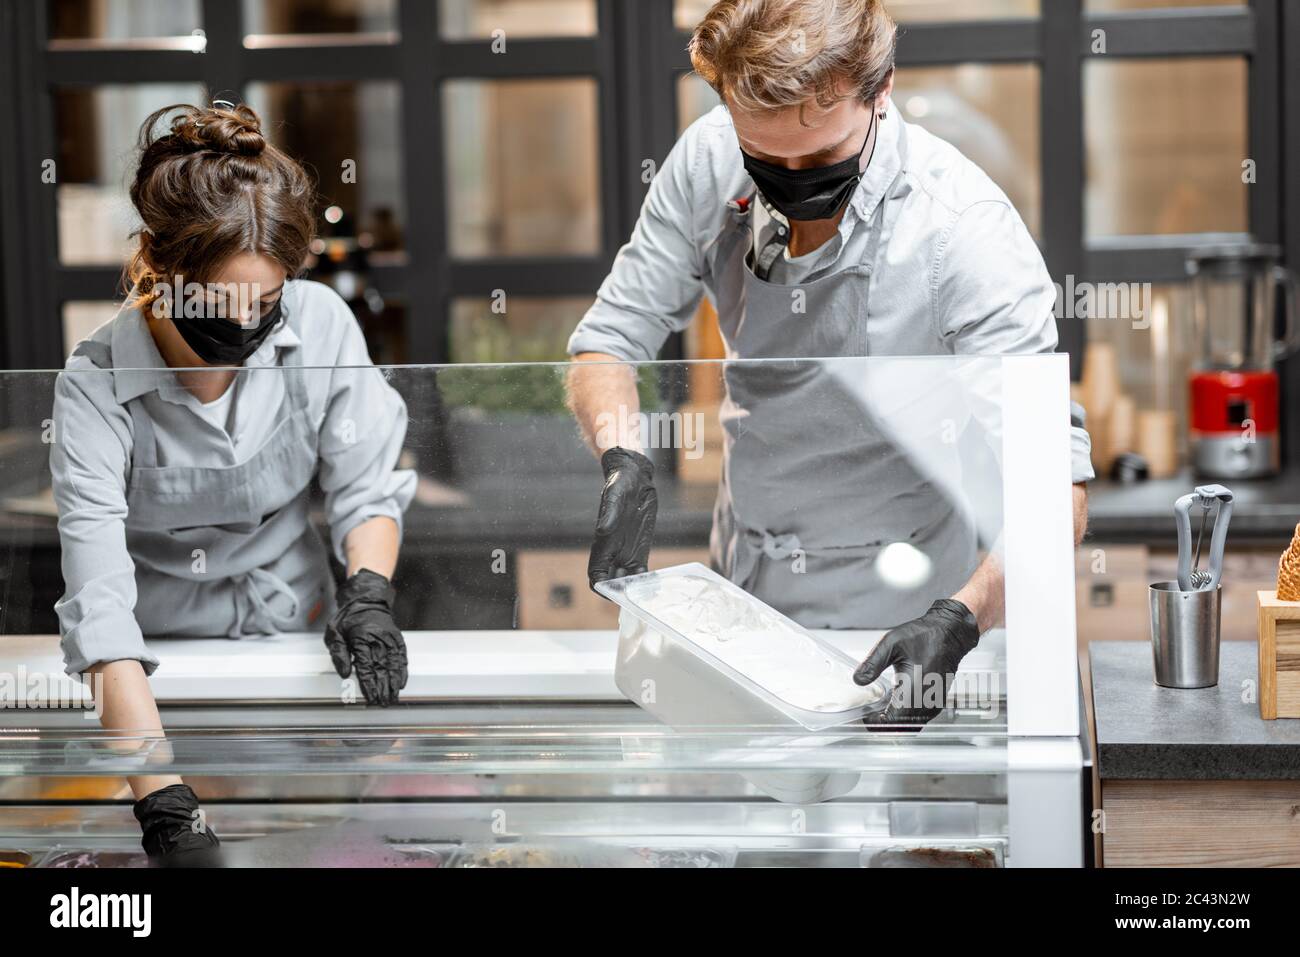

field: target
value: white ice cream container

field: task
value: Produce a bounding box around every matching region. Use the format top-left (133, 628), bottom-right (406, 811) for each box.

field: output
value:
top-left (596, 563), bottom-right (893, 731)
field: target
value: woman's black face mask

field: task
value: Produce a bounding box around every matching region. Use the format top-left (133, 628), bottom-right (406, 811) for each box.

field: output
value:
top-left (172, 295), bottom-right (283, 366)
top-left (740, 111), bottom-right (877, 222)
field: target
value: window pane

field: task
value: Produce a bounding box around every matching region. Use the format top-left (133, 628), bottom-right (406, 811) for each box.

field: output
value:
top-left (677, 72), bottom-right (721, 134)
top-left (444, 78), bottom-right (601, 259)
top-left (1085, 284), bottom-right (1193, 472)
top-left (450, 296), bottom-right (594, 363)
top-left (1084, 57), bottom-right (1247, 237)
top-left (1087, 0), bottom-right (1242, 10)
top-left (242, 0), bottom-right (398, 45)
top-left (48, 0), bottom-right (201, 42)
top-left (674, 0), bottom-right (1037, 29)
top-left (352, 298), bottom-right (407, 366)
top-left (54, 84), bottom-right (207, 266)
top-left (245, 82), bottom-right (406, 253)
top-left (62, 301), bottom-right (121, 356)
top-left (876, 0), bottom-right (1037, 20)
top-left (895, 63), bottom-right (1041, 239)
top-left (440, 0), bottom-right (597, 38)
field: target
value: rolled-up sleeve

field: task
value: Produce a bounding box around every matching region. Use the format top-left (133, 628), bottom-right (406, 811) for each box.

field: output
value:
top-left (50, 370), bottom-right (156, 676)
top-left (318, 316), bottom-right (417, 563)
top-left (936, 200), bottom-right (1096, 484)
top-left (567, 122), bottom-right (706, 361)
top-left (1069, 401), bottom-right (1094, 484)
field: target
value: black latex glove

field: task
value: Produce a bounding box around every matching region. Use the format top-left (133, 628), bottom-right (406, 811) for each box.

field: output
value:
top-left (324, 569), bottom-right (408, 707)
top-left (588, 447), bottom-right (658, 590)
top-left (853, 598), bottom-right (981, 728)
top-left (133, 783), bottom-right (222, 866)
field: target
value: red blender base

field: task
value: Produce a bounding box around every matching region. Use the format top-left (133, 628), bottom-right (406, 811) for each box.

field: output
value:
top-left (1189, 370), bottom-right (1280, 478)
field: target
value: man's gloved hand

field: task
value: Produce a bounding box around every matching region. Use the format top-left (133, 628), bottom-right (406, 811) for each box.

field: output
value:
top-left (588, 447), bottom-right (658, 590)
top-left (853, 598), bottom-right (981, 727)
top-left (133, 783), bottom-right (221, 867)
top-left (324, 568), bottom-right (408, 707)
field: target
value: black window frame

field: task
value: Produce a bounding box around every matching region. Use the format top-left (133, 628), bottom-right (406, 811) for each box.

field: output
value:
top-left (0, 0), bottom-right (1295, 423)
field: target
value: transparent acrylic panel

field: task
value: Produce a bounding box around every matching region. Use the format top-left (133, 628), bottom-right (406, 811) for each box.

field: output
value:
top-left (1084, 57), bottom-right (1248, 238)
top-left (242, 0), bottom-right (398, 46)
top-left (0, 351), bottom-right (1076, 800)
top-left (894, 63), bottom-right (1041, 239)
top-left (244, 81), bottom-right (407, 254)
top-left (54, 84), bottom-right (208, 266)
top-left (440, 0), bottom-right (597, 38)
top-left (443, 78), bottom-right (602, 258)
top-left (0, 349), bottom-right (1086, 863)
top-left (48, 0), bottom-right (203, 47)
top-left (0, 353), bottom-right (1030, 710)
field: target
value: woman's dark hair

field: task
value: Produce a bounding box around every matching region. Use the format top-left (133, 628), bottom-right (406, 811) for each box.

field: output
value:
top-left (126, 101), bottom-right (315, 302)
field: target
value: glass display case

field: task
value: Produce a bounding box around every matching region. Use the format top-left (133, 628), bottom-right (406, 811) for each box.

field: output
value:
top-left (0, 353), bottom-right (1087, 867)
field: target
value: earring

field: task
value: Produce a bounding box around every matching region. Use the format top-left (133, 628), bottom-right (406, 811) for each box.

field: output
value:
top-left (878, 110), bottom-right (887, 119)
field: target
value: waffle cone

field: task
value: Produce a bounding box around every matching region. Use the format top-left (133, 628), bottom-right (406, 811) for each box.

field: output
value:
top-left (1279, 523), bottom-right (1300, 602)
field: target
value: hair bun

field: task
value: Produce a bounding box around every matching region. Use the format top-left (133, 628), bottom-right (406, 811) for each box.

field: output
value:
top-left (169, 102), bottom-right (266, 157)
top-left (127, 100), bottom-right (315, 304)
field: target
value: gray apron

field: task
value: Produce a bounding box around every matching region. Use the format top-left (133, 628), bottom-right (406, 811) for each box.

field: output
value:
top-left (123, 323), bottom-right (334, 640)
top-left (707, 126), bottom-right (977, 629)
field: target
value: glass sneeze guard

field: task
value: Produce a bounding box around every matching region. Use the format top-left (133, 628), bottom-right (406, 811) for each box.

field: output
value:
top-left (0, 353), bottom-right (1076, 759)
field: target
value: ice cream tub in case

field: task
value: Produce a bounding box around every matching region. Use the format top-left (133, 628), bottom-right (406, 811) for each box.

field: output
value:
top-left (596, 563), bottom-right (892, 731)
top-left (859, 840), bottom-right (1005, 868)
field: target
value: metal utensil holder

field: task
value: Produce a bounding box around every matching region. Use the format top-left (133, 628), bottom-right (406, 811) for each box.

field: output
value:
top-left (1149, 581), bottom-right (1222, 688)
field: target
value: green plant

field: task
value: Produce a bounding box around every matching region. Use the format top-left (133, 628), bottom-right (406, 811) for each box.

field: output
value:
top-left (441, 312), bottom-right (662, 415)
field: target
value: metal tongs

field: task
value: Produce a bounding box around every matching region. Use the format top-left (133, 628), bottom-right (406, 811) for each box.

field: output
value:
top-left (1174, 484), bottom-right (1234, 591)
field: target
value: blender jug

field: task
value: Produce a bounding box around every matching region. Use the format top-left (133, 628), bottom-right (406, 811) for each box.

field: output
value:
top-left (1187, 245), bottom-right (1300, 479)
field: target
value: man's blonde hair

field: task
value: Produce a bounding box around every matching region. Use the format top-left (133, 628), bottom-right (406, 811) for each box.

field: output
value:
top-left (689, 0), bottom-right (897, 118)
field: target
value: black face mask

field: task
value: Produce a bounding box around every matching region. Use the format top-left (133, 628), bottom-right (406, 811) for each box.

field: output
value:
top-left (740, 112), bottom-right (877, 222)
top-left (172, 295), bottom-right (283, 366)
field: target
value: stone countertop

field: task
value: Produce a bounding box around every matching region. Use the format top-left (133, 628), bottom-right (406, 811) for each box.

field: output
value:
top-left (1090, 639), bottom-right (1300, 780)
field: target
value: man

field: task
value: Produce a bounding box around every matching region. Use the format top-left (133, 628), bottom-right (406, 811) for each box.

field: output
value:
top-left (566, 0), bottom-right (1091, 725)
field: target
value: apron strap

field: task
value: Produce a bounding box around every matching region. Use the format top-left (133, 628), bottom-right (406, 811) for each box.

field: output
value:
top-left (278, 346), bottom-right (308, 410)
top-left (277, 282), bottom-right (310, 411)
top-left (862, 121), bottom-right (909, 276)
top-left (715, 190), bottom-right (759, 249)
top-left (126, 396), bottom-right (159, 471)
top-left (232, 567), bottom-right (301, 635)
top-left (863, 184), bottom-right (889, 272)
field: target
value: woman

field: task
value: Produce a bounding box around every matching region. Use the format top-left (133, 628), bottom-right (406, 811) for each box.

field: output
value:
top-left (50, 102), bottom-right (416, 863)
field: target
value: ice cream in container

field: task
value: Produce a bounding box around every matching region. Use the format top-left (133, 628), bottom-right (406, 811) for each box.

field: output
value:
top-left (596, 563), bottom-right (893, 731)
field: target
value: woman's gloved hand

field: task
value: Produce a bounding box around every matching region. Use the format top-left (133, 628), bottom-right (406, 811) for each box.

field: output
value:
top-left (853, 598), bottom-right (981, 728)
top-left (588, 447), bottom-right (658, 591)
top-left (133, 783), bottom-right (222, 866)
top-left (324, 569), bottom-right (408, 707)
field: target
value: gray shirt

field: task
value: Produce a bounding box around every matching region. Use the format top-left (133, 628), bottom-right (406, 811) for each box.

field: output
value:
top-left (51, 279), bottom-right (416, 674)
top-left (568, 102), bottom-right (1094, 483)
